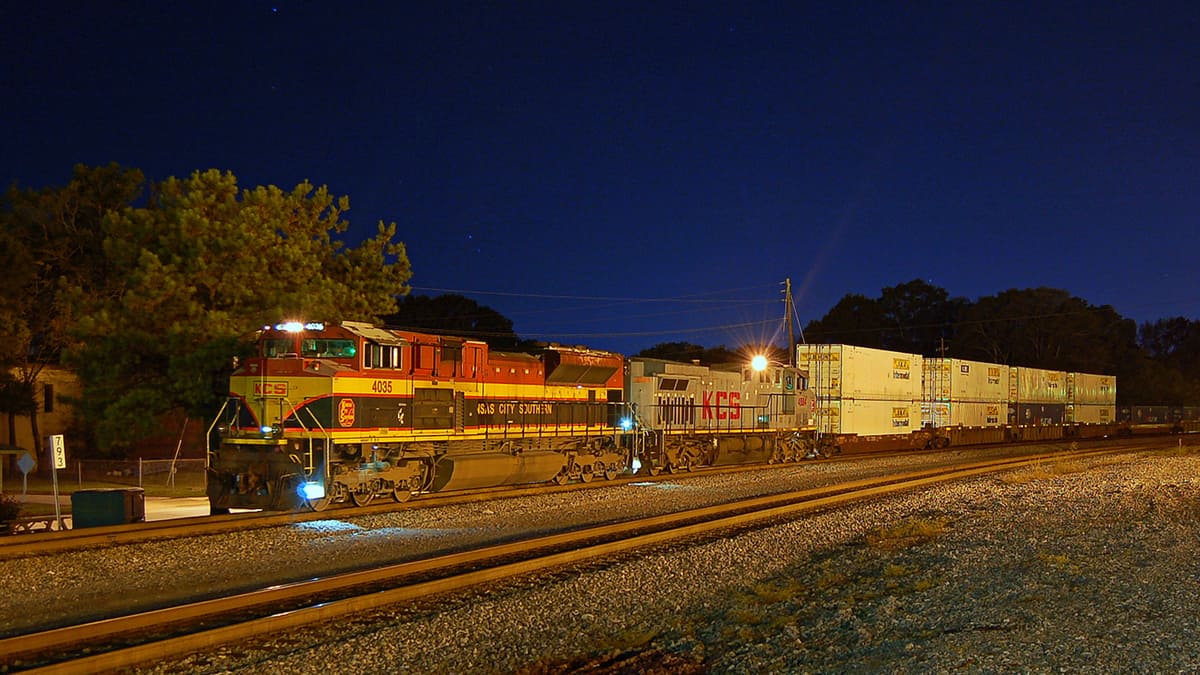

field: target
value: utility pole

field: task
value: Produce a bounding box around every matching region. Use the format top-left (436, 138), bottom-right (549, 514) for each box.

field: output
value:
top-left (783, 278), bottom-right (795, 366)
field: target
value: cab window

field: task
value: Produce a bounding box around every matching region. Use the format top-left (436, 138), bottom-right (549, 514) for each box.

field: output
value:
top-left (365, 343), bottom-right (402, 369)
top-left (301, 339), bottom-right (357, 358)
top-left (264, 339), bottom-right (296, 358)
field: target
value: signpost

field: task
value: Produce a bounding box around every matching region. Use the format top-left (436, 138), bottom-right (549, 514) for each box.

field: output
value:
top-left (48, 434), bottom-right (66, 524)
top-left (17, 452), bottom-right (35, 499)
top-left (0, 447), bottom-right (37, 498)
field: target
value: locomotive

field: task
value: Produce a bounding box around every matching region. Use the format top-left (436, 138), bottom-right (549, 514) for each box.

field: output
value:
top-left (206, 320), bottom-right (811, 512)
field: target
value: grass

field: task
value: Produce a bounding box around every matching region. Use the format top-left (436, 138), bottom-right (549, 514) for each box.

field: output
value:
top-left (2, 473), bottom-right (205, 519)
top-left (1160, 440), bottom-right (1200, 456)
top-left (1037, 552), bottom-right (1082, 574)
top-left (6, 501), bottom-right (61, 517)
top-left (2, 475), bottom-right (204, 497)
top-left (866, 516), bottom-right (949, 551)
top-left (1000, 459), bottom-right (1089, 484)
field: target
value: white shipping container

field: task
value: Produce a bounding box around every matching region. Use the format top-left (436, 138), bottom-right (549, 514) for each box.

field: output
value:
top-left (1069, 404), bottom-right (1115, 424)
top-left (797, 344), bottom-right (923, 400)
top-left (1068, 372), bottom-right (1116, 405)
top-left (1010, 367), bottom-right (1068, 404)
top-left (924, 400), bottom-right (1006, 428)
top-left (924, 358), bottom-right (1010, 402)
top-left (814, 398), bottom-right (921, 436)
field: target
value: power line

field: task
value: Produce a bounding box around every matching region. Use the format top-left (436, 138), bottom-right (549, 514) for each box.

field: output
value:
top-left (408, 284), bottom-right (780, 305)
top-left (406, 283), bottom-right (791, 343)
top-left (516, 318), bottom-right (783, 340)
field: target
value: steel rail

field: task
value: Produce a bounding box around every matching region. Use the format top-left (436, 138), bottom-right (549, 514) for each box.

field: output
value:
top-left (0, 477), bottom-right (621, 560)
top-left (2, 446), bottom-right (1135, 673)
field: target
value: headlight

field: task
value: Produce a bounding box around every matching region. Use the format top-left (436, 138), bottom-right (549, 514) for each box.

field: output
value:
top-left (300, 482), bottom-right (326, 500)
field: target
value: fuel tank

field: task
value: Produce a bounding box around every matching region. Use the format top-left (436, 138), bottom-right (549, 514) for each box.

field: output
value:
top-left (708, 434), bottom-right (775, 466)
top-left (429, 451), bottom-right (566, 492)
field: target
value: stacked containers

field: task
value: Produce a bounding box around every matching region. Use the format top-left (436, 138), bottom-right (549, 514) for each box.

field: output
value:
top-left (796, 344), bottom-right (923, 436)
top-left (1067, 372), bottom-right (1116, 423)
top-left (1009, 367), bottom-right (1069, 425)
top-left (922, 358), bottom-right (1009, 428)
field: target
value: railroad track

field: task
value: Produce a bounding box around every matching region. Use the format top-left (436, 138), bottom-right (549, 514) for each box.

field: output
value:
top-left (0, 444), bottom-right (1140, 673)
top-left (0, 436), bottom-right (1141, 560)
top-left (0, 476), bottom-right (640, 560)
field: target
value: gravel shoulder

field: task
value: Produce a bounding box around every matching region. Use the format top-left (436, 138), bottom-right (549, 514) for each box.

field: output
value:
top-left (141, 445), bottom-right (1200, 674)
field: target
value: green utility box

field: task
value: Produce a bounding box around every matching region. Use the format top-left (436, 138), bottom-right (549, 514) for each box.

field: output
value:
top-left (70, 488), bottom-right (146, 528)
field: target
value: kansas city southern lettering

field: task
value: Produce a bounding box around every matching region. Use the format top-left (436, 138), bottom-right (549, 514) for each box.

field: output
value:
top-left (701, 391), bottom-right (741, 420)
top-left (476, 402), bottom-right (555, 415)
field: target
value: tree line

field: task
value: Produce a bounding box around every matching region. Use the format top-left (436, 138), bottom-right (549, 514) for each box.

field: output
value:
top-left (3, 166), bottom-right (1196, 458)
top-left (798, 279), bottom-right (1199, 406)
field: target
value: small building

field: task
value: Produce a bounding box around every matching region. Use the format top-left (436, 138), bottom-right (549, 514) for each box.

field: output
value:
top-left (0, 365), bottom-right (80, 475)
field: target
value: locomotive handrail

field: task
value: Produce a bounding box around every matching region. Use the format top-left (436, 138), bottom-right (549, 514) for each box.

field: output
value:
top-left (644, 402), bottom-right (774, 434)
top-left (279, 398), bottom-right (332, 479)
top-left (205, 398), bottom-right (234, 466)
top-left (300, 407), bottom-right (331, 479)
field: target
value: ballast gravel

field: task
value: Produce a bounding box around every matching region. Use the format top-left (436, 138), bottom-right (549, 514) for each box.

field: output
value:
top-left (0, 446), bottom-right (1038, 635)
top-left (5, 443), bottom-right (1200, 673)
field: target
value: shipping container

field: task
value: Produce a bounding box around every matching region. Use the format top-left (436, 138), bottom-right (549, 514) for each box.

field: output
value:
top-left (923, 401), bottom-right (1006, 428)
top-left (1069, 404), bottom-right (1115, 424)
top-left (1128, 405), bottom-right (1171, 424)
top-left (797, 344), bottom-right (923, 400)
top-left (1068, 372), bottom-right (1116, 405)
top-left (922, 357), bottom-right (1009, 428)
top-left (1010, 402), bottom-right (1066, 426)
top-left (923, 358), bottom-right (1010, 402)
top-left (1010, 367), bottom-right (1069, 404)
top-left (813, 398), bottom-right (922, 437)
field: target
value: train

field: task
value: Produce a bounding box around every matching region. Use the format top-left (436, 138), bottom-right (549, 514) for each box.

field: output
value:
top-left (205, 320), bottom-right (1127, 513)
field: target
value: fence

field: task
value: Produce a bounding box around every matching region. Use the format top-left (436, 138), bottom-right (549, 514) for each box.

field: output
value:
top-left (68, 458), bottom-right (207, 490)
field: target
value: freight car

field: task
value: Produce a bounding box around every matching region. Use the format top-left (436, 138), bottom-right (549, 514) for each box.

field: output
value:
top-left (796, 345), bottom-right (1120, 451)
top-left (1116, 405), bottom-right (1200, 434)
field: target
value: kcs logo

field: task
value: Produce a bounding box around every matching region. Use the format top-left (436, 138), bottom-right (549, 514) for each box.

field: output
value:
top-left (254, 381), bottom-right (288, 396)
top-left (338, 398), bottom-right (356, 427)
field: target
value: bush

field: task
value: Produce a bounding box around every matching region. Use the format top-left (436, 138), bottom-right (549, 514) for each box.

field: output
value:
top-left (0, 494), bottom-right (22, 522)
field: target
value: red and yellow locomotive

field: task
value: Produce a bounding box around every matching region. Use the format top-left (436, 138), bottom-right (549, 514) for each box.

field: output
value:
top-left (206, 321), bottom-right (627, 511)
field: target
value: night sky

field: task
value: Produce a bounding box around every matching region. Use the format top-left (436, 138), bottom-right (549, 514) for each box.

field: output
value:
top-left (4, 3), bottom-right (1197, 356)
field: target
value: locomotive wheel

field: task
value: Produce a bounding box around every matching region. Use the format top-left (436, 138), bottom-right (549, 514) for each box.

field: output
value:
top-left (307, 497), bottom-right (331, 512)
top-left (579, 469), bottom-right (594, 483)
top-left (604, 468), bottom-right (619, 481)
top-left (392, 485), bottom-right (413, 503)
top-left (554, 472), bottom-right (570, 485)
top-left (642, 464), bottom-right (660, 477)
top-left (351, 490), bottom-right (374, 507)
